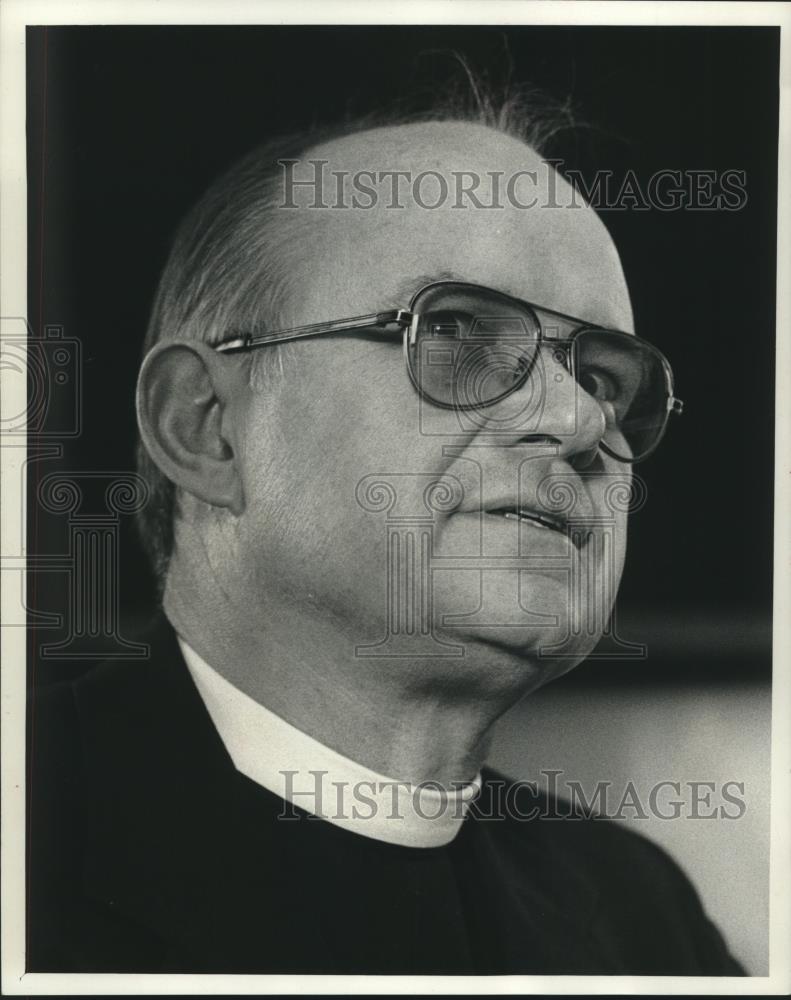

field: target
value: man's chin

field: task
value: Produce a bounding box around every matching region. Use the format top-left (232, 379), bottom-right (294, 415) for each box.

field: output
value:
top-left (436, 619), bottom-right (596, 670)
top-left (425, 571), bottom-right (607, 690)
top-left (435, 570), bottom-right (596, 639)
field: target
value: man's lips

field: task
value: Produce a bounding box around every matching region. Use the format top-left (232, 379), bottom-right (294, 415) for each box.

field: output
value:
top-left (448, 485), bottom-right (599, 551)
top-left (486, 506), bottom-right (568, 535)
top-left (483, 507), bottom-right (591, 551)
top-left (454, 500), bottom-right (594, 550)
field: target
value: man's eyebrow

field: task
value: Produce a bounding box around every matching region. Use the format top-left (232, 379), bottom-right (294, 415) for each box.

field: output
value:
top-left (389, 271), bottom-right (468, 305)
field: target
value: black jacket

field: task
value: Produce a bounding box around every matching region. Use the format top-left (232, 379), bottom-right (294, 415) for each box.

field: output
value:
top-left (27, 616), bottom-right (745, 975)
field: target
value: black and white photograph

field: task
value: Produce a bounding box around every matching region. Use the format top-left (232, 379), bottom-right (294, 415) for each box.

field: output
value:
top-left (2, 0), bottom-right (789, 992)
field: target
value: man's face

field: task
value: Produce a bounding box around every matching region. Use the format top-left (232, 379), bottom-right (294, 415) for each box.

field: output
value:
top-left (231, 122), bottom-right (635, 694)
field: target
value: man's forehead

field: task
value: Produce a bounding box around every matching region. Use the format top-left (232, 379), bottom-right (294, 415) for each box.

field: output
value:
top-left (307, 120), bottom-right (543, 173)
top-left (283, 121), bottom-right (633, 332)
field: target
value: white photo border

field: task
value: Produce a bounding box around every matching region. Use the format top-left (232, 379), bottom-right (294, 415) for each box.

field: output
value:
top-left (2, 1), bottom-right (789, 995)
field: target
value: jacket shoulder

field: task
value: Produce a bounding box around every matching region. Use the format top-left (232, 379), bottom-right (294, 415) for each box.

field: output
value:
top-left (26, 629), bottom-right (185, 972)
top-left (477, 766), bottom-right (745, 975)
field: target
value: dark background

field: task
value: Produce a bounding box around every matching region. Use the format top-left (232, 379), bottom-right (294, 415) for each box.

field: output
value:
top-left (26, 25), bottom-right (779, 685)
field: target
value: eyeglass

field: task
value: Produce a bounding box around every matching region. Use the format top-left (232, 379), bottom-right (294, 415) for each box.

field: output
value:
top-left (215, 280), bottom-right (683, 463)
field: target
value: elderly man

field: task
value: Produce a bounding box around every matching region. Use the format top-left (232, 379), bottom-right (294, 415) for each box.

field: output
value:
top-left (28, 112), bottom-right (743, 975)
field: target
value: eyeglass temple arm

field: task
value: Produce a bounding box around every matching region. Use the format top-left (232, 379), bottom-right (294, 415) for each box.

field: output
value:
top-left (215, 309), bottom-right (414, 353)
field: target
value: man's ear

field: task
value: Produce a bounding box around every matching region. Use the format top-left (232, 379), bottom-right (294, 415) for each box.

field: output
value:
top-left (136, 340), bottom-right (245, 514)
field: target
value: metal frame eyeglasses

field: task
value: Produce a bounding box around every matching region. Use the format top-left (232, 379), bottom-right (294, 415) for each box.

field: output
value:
top-left (214, 280), bottom-right (684, 463)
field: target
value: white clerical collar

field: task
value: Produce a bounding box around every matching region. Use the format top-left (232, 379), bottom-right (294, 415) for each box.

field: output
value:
top-left (178, 637), bottom-right (481, 849)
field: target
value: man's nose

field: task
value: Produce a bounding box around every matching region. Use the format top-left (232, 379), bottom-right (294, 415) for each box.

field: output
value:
top-left (477, 344), bottom-right (608, 463)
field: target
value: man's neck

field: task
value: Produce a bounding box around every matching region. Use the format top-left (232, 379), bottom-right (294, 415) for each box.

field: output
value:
top-left (161, 569), bottom-right (527, 786)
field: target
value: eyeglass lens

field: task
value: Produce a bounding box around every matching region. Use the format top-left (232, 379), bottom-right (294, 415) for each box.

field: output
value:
top-left (405, 284), bottom-right (673, 461)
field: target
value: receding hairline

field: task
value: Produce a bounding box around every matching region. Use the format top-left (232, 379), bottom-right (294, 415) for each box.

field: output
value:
top-left (302, 117), bottom-right (543, 175)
